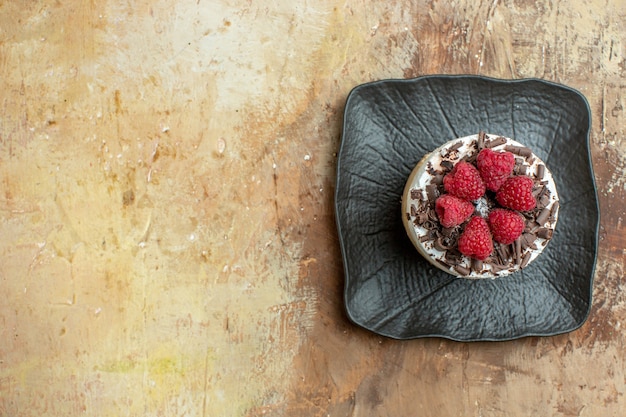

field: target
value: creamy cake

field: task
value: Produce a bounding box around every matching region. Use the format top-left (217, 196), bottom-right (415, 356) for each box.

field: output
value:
top-left (402, 132), bottom-right (559, 279)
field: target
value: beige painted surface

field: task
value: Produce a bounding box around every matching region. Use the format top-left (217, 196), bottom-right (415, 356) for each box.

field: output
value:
top-left (1, 0), bottom-right (625, 416)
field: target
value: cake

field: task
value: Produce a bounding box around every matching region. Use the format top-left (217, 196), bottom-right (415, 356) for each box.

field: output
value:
top-left (401, 132), bottom-right (559, 279)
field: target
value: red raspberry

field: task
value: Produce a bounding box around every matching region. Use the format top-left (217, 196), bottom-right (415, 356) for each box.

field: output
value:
top-left (443, 161), bottom-right (485, 201)
top-left (488, 208), bottom-right (525, 244)
top-left (458, 216), bottom-right (493, 260)
top-left (476, 148), bottom-right (515, 191)
top-left (496, 176), bottom-right (537, 211)
top-left (435, 195), bottom-right (474, 228)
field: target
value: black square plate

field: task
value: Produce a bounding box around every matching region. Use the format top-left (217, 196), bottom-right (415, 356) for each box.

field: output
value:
top-left (335, 76), bottom-right (599, 341)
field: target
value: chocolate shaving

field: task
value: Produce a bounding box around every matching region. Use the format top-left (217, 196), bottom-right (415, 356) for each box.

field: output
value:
top-left (506, 244), bottom-right (514, 260)
top-left (536, 164), bottom-right (545, 180)
top-left (434, 237), bottom-right (449, 251)
top-left (445, 249), bottom-right (463, 264)
top-left (462, 150), bottom-right (479, 164)
top-left (520, 232), bottom-right (538, 250)
top-left (436, 259), bottom-right (451, 270)
top-left (495, 243), bottom-right (508, 264)
top-left (514, 238), bottom-right (522, 264)
top-left (489, 262), bottom-right (509, 272)
top-left (410, 189), bottom-right (421, 200)
top-left (416, 212), bottom-right (429, 225)
top-left (471, 258), bottom-right (483, 273)
top-left (538, 194), bottom-right (551, 209)
top-left (441, 227), bottom-right (456, 237)
top-left (514, 163), bottom-right (527, 176)
top-left (532, 186), bottom-right (546, 198)
top-left (536, 228), bottom-right (553, 239)
top-left (505, 145), bottom-right (533, 158)
top-left (477, 131), bottom-right (486, 149)
top-left (454, 265), bottom-right (471, 276)
top-left (485, 136), bottom-right (507, 148)
top-left (536, 208), bottom-right (551, 226)
top-left (426, 184), bottom-right (439, 202)
top-left (440, 160), bottom-right (454, 172)
top-left (448, 141), bottom-right (463, 152)
top-left (520, 251), bottom-right (532, 268)
top-left (522, 215), bottom-right (534, 226)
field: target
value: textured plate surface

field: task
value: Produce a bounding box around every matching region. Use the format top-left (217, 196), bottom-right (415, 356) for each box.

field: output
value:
top-left (335, 76), bottom-right (599, 341)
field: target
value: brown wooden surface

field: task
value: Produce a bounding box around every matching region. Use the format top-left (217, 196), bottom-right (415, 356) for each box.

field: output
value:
top-left (1, 1), bottom-right (625, 416)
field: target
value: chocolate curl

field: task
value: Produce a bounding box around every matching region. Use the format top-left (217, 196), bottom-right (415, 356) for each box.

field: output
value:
top-left (520, 251), bottom-right (532, 268)
top-left (416, 212), bottom-right (430, 225)
top-left (536, 228), bottom-right (553, 239)
top-left (536, 164), bottom-right (545, 180)
top-left (448, 141), bottom-right (463, 152)
top-left (440, 160), bottom-right (454, 172)
top-left (441, 227), bottom-right (456, 237)
top-left (436, 259), bottom-right (451, 270)
top-left (445, 250), bottom-right (463, 266)
top-left (536, 208), bottom-right (551, 226)
top-left (454, 264), bottom-right (471, 276)
top-left (505, 145), bottom-right (533, 158)
top-left (532, 186), bottom-right (546, 199)
top-left (538, 194), bottom-right (551, 209)
top-left (520, 232), bottom-right (538, 250)
top-left (434, 237), bottom-right (452, 251)
top-left (426, 184), bottom-right (439, 202)
top-left (471, 258), bottom-right (483, 273)
top-left (485, 136), bottom-right (507, 148)
top-left (514, 161), bottom-right (528, 176)
top-left (496, 244), bottom-right (508, 263)
top-left (477, 131), bottom-right (486, 150)
top-left (462, 151), bottom-right (479, 164)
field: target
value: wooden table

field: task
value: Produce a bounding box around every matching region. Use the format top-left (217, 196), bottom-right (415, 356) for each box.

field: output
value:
top-left (1, 1), bottom-right (624, 416)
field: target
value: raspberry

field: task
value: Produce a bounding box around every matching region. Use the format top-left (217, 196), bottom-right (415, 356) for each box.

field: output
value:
top-left (476, 148), bottom-right (515, 191)
top-left (435, 195), bottom-right (474, 228)
top-left (496, 176), bottom-right (537, 211)
top-left (488, 208), bottom-right (525, 244)
top-left (458, 216), bottom-right (493, 260)
top-left (443, 161), bottom-right (485, 201)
